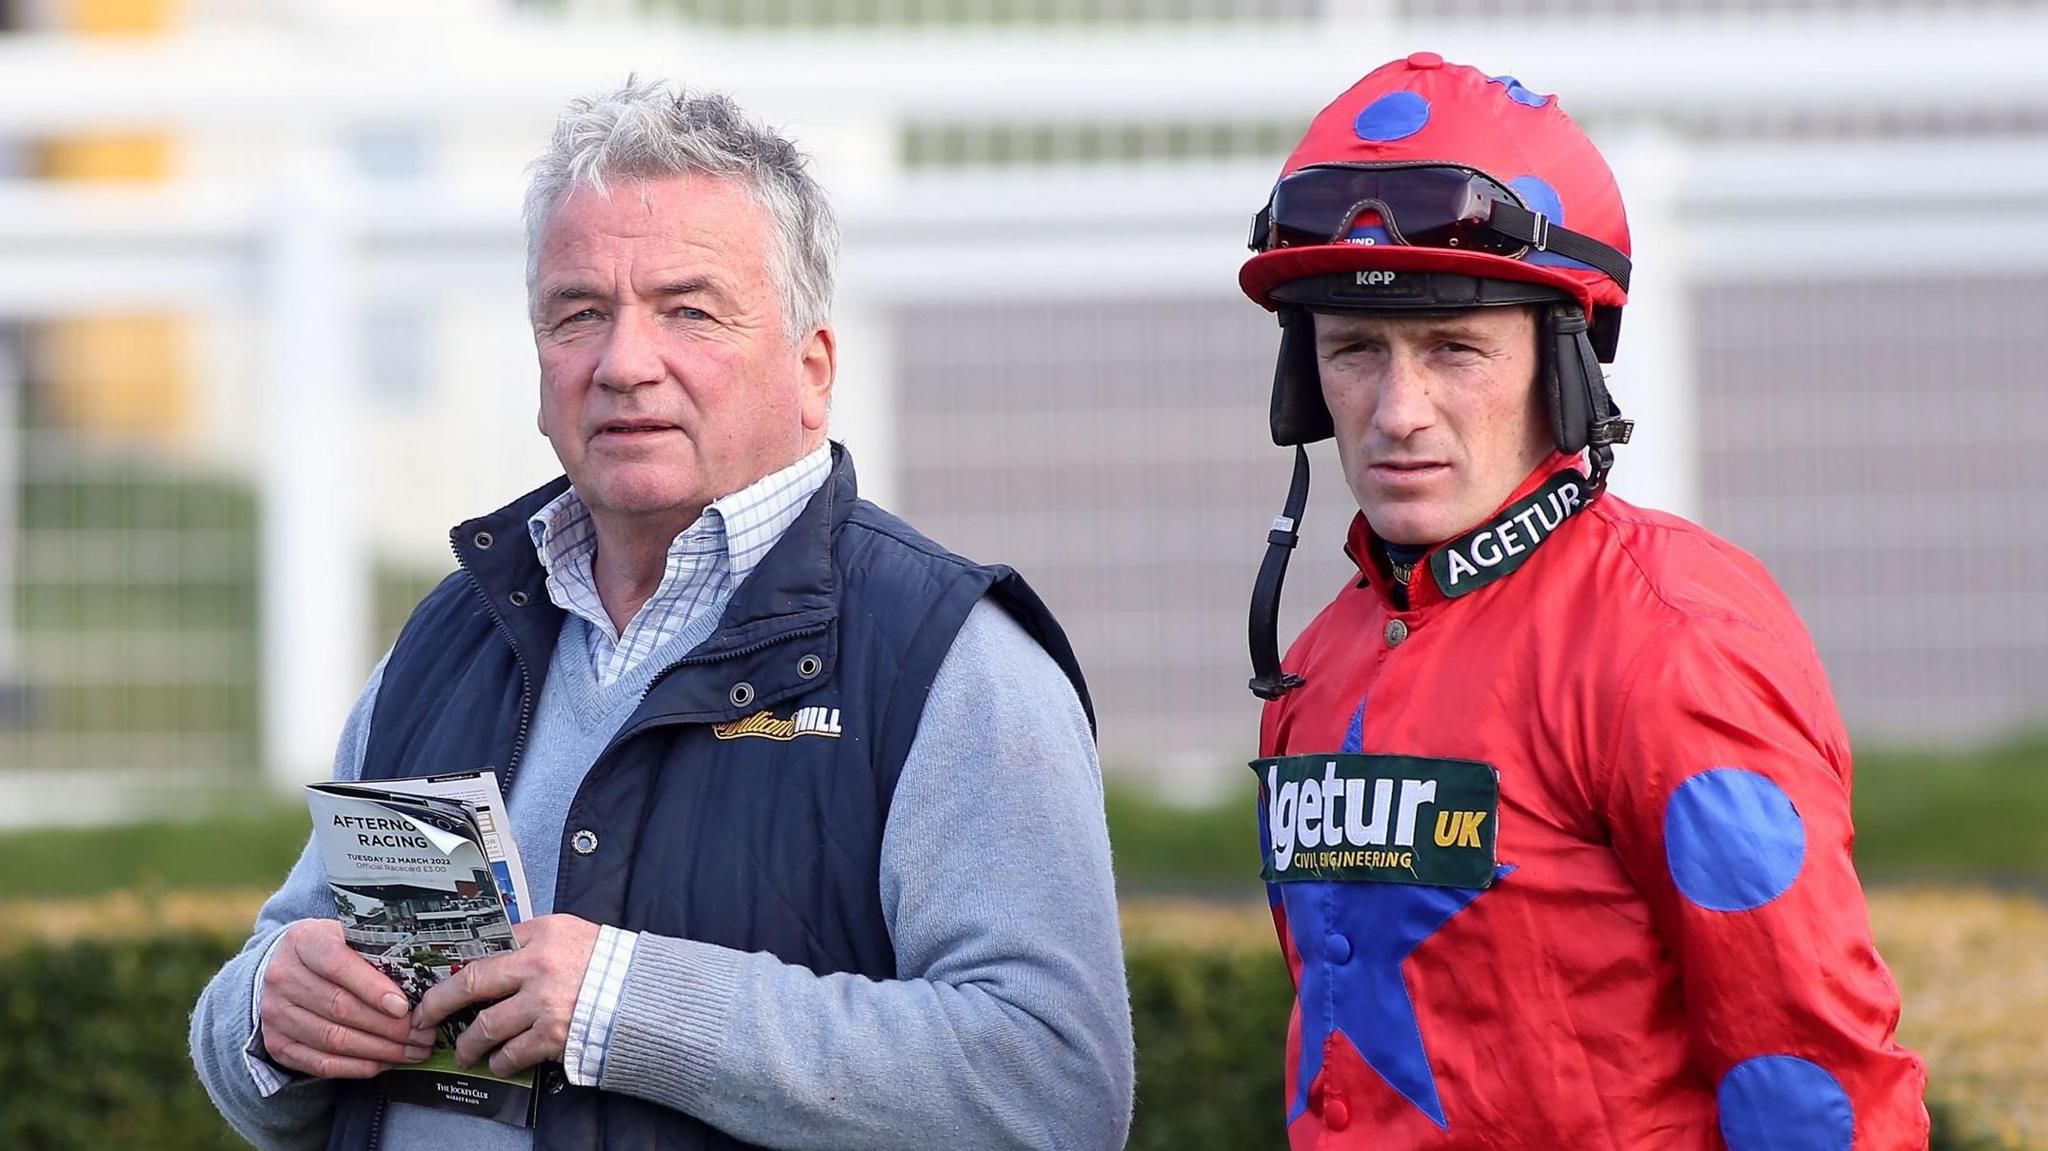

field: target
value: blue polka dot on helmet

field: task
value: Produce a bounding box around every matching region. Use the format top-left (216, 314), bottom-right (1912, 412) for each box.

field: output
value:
top-left (1241, 55), bottom-right (1630, 329)
top-left (1353, 92), bottom-right (1431, 143)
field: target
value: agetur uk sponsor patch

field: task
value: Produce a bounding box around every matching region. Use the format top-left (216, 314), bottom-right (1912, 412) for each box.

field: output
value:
top-left (1251, 754), bottom-right (1500, 889)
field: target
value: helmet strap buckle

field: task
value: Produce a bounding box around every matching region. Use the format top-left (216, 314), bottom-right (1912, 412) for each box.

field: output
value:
top-left (1590, 416), bottom-right (1634, 446)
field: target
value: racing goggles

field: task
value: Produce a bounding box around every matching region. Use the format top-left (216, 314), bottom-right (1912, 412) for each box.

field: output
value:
top-left (1248, 162), bottom-right (1631, 292)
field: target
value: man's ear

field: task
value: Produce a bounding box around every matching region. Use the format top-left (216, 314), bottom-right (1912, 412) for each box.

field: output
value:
top-left (798, 325), bottom-right (837, 433)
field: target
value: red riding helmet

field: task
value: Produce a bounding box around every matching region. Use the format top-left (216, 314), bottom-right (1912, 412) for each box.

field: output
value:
top-left (1243, 52), bottom-right (1630, 324)
top-left (1242, 54), bottom-right (1636, 699)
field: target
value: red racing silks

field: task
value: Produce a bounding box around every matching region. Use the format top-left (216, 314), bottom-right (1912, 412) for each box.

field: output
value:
top-left (1254, 454), bottom-right (1930, 1150)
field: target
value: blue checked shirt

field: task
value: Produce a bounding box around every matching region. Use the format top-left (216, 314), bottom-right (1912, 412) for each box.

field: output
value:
top-left (244, 444), bottom-right (832, 1095)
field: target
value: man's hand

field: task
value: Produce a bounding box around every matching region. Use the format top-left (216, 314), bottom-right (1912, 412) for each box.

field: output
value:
top-left (413, 914), bottom-right (600, 1078)
top-left (260, 918), bottom-right (438, 1079)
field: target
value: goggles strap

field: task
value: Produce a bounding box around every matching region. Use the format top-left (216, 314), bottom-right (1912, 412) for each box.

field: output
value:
top-left (1248, 206), bottom-right (1273, 252)
top-left (1483, 201), bottom-right (1632, 292)
top-left (1248, 445), bottom-right (1311, 700)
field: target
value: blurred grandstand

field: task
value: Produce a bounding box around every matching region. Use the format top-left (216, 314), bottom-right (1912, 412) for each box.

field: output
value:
top-left (1, 0), bottom-right (2045, 825)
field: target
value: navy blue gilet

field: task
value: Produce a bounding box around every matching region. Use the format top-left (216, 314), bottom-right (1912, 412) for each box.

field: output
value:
top-left (324, 446), bottom-right (1091, 1151)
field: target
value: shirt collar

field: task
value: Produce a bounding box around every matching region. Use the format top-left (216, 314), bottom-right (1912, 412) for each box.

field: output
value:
top-left (526, 442), bottom-right (834, 592)
top-left (716, 443), bottom-right (833, 587)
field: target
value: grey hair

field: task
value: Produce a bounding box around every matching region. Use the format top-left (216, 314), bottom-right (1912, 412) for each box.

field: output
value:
top-left (523, 77), bottom-right (839, 339)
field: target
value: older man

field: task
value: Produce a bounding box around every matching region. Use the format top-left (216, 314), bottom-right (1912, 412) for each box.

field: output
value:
top-left (191, 79), bottom-right (1132, 1151)
top-left (1240, 56), bottom-right (1926, 1147)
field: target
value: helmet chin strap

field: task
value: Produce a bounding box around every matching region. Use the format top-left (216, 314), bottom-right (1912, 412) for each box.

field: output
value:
top-left (1247, 444), bottom-right (1311, 700)
top-left (1544, 303), bottom-right (1633, 489)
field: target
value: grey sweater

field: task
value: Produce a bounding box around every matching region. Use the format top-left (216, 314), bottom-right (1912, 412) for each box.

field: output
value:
top-left (188, 599), bottom-right (1134, 1150)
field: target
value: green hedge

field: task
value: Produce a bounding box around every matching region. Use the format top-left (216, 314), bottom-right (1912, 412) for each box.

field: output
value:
top-left (0, 931), bottom-right (1993, 1150)
top-left (0, 932), bottom-right (249, 1151)
top-left (0, 931), bottom-right (1293, 1150)
top-left (1125, 944), bottom-right (1291, 1149)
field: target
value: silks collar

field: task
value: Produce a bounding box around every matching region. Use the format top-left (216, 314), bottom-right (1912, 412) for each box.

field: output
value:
top-left (1346, 454), bottom-right (1595, 611)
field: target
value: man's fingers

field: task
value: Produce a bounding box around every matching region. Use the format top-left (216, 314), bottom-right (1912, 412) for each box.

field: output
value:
top-left (262, 1001), bottom-right (433, 1077)
top-left (487, 1027), bottom-right (554, 1078)
top-left (265, 999), bottom-right (431, 1066)
top-left (290, 925), bottom-right (411, 1019)
top-left (266, 1032), bottom-right (391, 1081)
top-left (452, 1010), bottom-right (498, 1068)
top-left (453, 996), bottom-right (539, 1068)
top-left (414, 956), bottom-right (521, 1029)
top-left (270, 960), bottom-right (418, 1044)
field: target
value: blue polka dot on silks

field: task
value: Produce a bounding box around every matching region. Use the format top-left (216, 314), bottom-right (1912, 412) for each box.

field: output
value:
top-left (1718, 1055), bottom-right (1854, 1151)
top-left (1664, 768), bottom-right (1806, 912)
top-left (1508, 176), bottom-right (1565, 226)
top-left (1354, 92), bottom-right (1430, 142)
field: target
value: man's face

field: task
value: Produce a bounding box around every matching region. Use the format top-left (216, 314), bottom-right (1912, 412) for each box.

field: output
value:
top-left (531, 174), bottom-right (833, 541)
top-left (1314, 307), bottom-right (1551, 547)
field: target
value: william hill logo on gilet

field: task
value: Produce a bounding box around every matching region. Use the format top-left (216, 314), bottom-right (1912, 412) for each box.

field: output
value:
top-left (1251, 754), bottom-right (1500, 889)
top-left (712, 706), bottom-right (843, 742)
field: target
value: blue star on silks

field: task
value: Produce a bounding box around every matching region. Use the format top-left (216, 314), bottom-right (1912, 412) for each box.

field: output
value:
top-left (1282, 868), bottom-right (1513, 1129)
top-left (1280, 698), bottom-right (1513, 1130)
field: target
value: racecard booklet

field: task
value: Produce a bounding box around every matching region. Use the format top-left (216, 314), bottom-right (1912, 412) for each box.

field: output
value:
top-left (305, 773), bottom-right (537, 1127)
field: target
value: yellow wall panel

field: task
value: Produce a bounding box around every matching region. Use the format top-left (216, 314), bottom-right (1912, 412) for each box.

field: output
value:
top-left (33, 134), bottom-right (174, 182)
top-left (57, 0), bottom-right (181, 36)
top-left (36, 315), bottom-right (193, 440)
